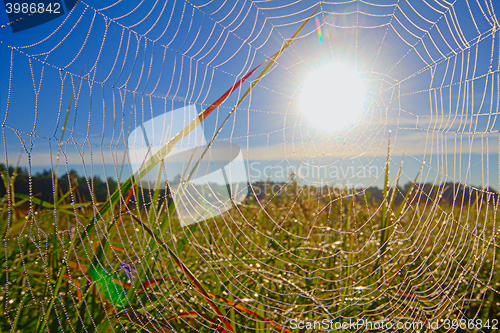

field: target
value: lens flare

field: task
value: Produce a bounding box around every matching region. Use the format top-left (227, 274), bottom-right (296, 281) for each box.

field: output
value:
top-left (315, 17), bottom-right (323, 43)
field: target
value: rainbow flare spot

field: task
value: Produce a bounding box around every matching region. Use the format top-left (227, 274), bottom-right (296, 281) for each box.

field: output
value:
top-left (315, 17), bottom-right (323, 43)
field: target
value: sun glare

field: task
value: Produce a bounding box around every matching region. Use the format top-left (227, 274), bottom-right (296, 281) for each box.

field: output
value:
top-left (300, 63), bottom-right (367, 131)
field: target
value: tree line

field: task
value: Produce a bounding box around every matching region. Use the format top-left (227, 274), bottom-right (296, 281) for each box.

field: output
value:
top-left (1, 164), bottom-right (497, 208)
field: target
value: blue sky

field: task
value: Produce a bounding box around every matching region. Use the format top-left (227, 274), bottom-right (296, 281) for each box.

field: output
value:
top-left (0, 0), bottom-right (498, 191)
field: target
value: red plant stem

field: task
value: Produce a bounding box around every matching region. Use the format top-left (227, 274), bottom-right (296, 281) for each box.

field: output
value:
top-left (124, 185), bottom-right (136, 206)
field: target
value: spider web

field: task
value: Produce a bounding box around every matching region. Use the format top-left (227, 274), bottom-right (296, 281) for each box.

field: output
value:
top-left (1, 0), bottom-right (499, 331)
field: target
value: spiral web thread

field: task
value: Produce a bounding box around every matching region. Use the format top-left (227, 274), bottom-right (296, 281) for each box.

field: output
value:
top-left (1, 0), bottom-right (500, 331)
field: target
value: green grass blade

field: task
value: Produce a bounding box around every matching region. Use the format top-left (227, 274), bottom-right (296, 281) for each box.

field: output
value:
top-left (373, 133), bottom-right (391, 273)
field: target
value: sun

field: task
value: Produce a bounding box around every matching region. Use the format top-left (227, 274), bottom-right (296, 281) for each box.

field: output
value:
top-left (300, 62), bottom-right (367, 131)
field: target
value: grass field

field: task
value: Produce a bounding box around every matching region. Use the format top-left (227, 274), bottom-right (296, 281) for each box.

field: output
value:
top-left (1, 156), bottom-right (499, 332)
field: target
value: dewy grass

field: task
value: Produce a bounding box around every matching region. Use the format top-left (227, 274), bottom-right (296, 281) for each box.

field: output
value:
top-left (2, 163), bottom-right (499, 331)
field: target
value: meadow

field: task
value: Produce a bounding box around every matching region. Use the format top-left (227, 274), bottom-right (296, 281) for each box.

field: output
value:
top-left (1, 156), bottom-right (499, 332)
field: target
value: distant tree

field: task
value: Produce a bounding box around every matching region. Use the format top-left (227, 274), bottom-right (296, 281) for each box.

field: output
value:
top-left (1, 163), bottom-right (497, 208)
